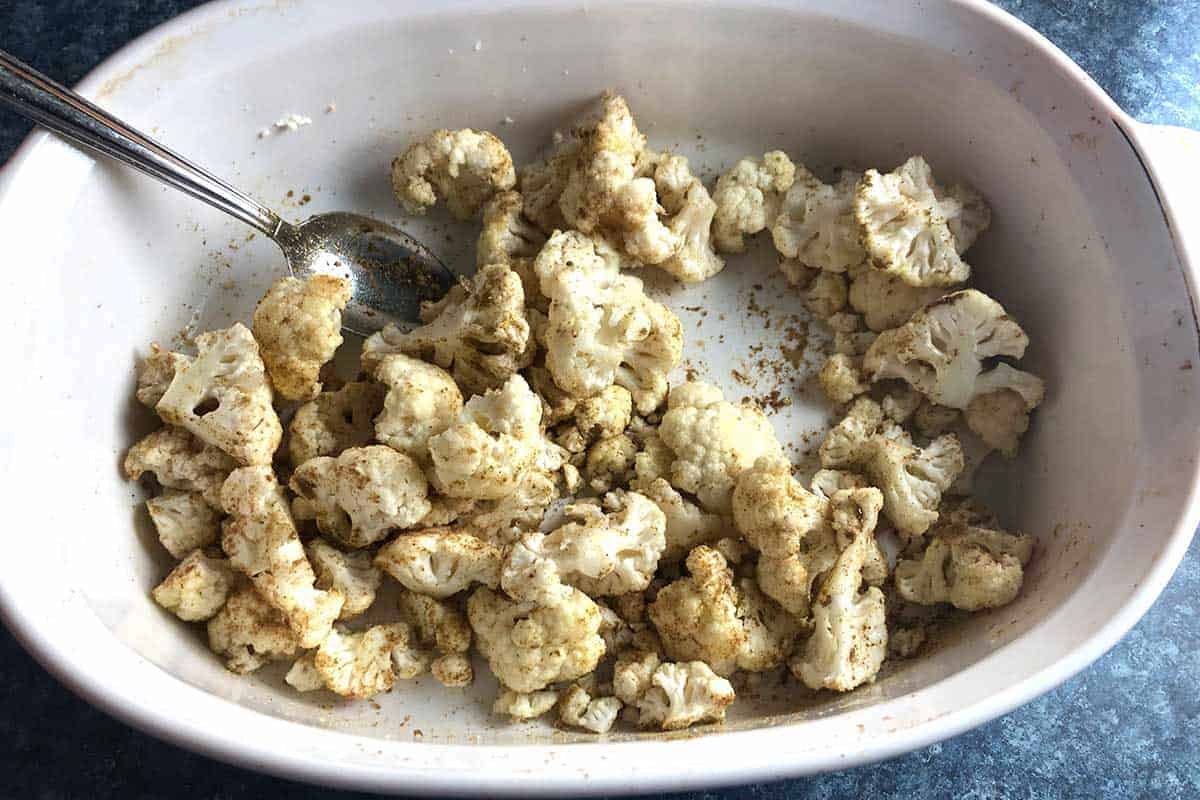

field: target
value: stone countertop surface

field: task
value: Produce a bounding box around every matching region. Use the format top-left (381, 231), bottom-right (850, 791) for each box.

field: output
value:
top-left (0, 1), bottom-right (1197, 797)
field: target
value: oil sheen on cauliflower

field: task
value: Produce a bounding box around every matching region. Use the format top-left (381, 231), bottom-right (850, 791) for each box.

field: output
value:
top-left (392, 128), bottom-right (516, 219)
top-left (251, 274), bottom-right (351, 402)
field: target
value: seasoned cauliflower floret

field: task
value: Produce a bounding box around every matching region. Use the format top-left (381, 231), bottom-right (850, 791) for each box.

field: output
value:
top-left (207, 586), bottom-right (299, 673)
top-left (371, 354), bottom-right (463, 462)
top-left (648, 546), bottom-right (745, 676)
top-left (290, 445), bottom-right (431, 548)
top-left (219, 466), bottom-right (343, 647)
top-left (392, 128), bottom-right (516, 219)
top-left (556, 385), bottom-right (633, 454)
top-left (398, 588), bottom-right (472, 654)
top-left (534, 230), bottom-right (683, 414)
top-left (864, 289), bottom-right (1041, 410)
top-left (462, 467), bottom-right (560, 545)
top-left (493, 689), bottom-right (559, 720)
top-left (314, 623), bottom-right (416, 699)
top-left (375, 529), bottom-right (503, 599)
top-left (805, 271), bottom-right (848, 320)
top-left (477, 190), bottom-right (548, 269)
top-left (468, 586), bottom-right (605, 693)
top-left (791, 532), bottom-right (887, 692)
top-left (136, 344), bottom-right (190, 408)
top-left (362, 262), bottom-right (531, 397)
top-left (287, 381), bottom-right (385, 468)
top-left (285, 653), bottom-right (325, 692)
top-left (632, 477), bottom-right (725, 563)
top-left (650, 154), bottom-right (725, 282)
top-left (636, 661), bottom-right (736, 730)
top-left (427, 374), bottom-right (543, 500)
top-left (771, 167), bottom-right (864, 273)
top-left (431, 653), bottom-right (474, 688)
top-left (712, 151), bottom-right (796, 253)
top-left (251, 275), bottom-right (351, 402)
top-left (584, 434), bottom-right (639, 493)
top-left (124, 426), bottom-right (236, 508)
top-left (819, 397), bottom-right (885, 470)
top-left (819, 353), bottom-right (867, 404)
top-left (963, 363), bottom-right (1047, 456)
top-left (658, 382), bottom-right (785, 514)
top-left (848, 269), bottom-right (944, 332)
top-left (895, 522), bottom-right (1033, 610)
top-left (854, 156), bottom-right (974, 287)
top-left (155, 324), bottom-right (282, 465)
top-left (735, 576), bottom-right (801, 672)
top-left (152, 550), bottom-right (235, 622)
top-left (306, 539), bottom-right (382, 619)
top-left (810, 468), bottom-right (870, 501)
top-left (145, 489), bottom-right (222, 558)
top-left (559, 684), bottom-right (623, 733)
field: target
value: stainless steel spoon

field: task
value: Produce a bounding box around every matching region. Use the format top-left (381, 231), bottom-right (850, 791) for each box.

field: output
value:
top-left (0, 49), bottom-right (454, 335)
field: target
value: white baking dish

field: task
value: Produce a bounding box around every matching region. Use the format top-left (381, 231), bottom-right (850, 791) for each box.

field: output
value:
top-left (1, 0), bottom-right (1197, 794)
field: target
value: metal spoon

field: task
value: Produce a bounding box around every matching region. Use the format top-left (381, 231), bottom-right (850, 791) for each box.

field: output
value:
top-left (0, 49), bottom-right (454, 335)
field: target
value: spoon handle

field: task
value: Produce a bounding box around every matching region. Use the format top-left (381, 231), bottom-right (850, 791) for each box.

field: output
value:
top-left (0, 49), bottom-right (283, 236)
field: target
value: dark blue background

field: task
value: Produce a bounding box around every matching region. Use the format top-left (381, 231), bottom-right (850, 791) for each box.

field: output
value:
top-left (2, 2), bottom-right (1197, 797)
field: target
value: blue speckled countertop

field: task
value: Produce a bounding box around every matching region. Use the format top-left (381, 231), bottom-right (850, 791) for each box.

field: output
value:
top-left (1, 1), bottom-right (1197, 797)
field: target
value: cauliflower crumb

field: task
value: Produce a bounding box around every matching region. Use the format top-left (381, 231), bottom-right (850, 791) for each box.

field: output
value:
top-left (493, 689), bottom-right (559, 720)
top-left (559, 683), bottom-right (623, 733)
top-left (152, 550), bottom-right (235, 622)
top-left (251, 274), bottom-right (351, 402)
top-left (392, 128), bottom-right (516, 219)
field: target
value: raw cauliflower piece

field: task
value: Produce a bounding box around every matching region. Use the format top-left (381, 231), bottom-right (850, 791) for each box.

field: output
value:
top-left (819, 397), bottom-right (886, 470)
top-left (809, 468), bottom-right (870, 501)
top-left (145, 490), bottom-right (222, 558)
top-left (136, 344), bottom-right (190, 408)
top-left (287, 381), bottom-right (385, 468)
top-left (306, 539), bottom-right (382, 619)
top-left (392, 128), bottom-right (516, 219)
top-left (374, 529), bottom-right (503, 599)
top-left (461, 467), bottom-right (560, 545)
top-left (432, 653), bottom-right (474, 688)
top-left (477, 190), bottom-right (547, 269)
top-left (868, 433), bottom-right (964, 536)
top-left (124, 426), bottom-right (236, 508)
top-left (207, 586), bottom-right (299, 673)
top-left (398, 588), bottom-right (472, 654)
top-left (735, 576), bottom-right (801, 672)
top-left (711, 151), bottom-right (796, 253)
top-left (493, 689), bottom-right (559, 720)
top-left (152, 550), bottom-right (235, 622)
top-left (819, 353), bottom-right (867, 404)
top-left (771, 167), bottom-right (864, 273)
top-left (373, 354), bottom-right (464, 462)
top-left (632, 477), bottom-right (725, 563)
top-left (314, 623), bottom-right (415, 699)
top-left (251, 275), bottom-right (350, 402)
top-left (219, 466), bottom-right (343, 647)
top-left (895, 522), bottom-right (1033, 611)
top-left (468, 586), bottom-right (605, 693)
top-left (650, 154), bottom-right (725, 282)
top-left (792, 532), bottom-right (888, 692)
top-left (556, 385), bottom-right (633, 454)
top-left (155, 323), bottom-right (282, 465)
top-left (848, 269), bottom-right (945, 332)
top-left (963, 363), bottom-right (1047, 456)
top-left (636, 661), bottom-right (736, 730)
top-left (285, 653), bottom-right (324, 692)
top-left (805, 271), bottom-right (848, 320)
top-left (648, 546), bottom-right (745, 676)
top-left (290, 445), bottom-right (431, 548)
top-left (427, 374), bottom-right (543, 500)
top-left (864, 290), bottom-right (1041, 410)
top-left (854, 156), bottom-right (972, 287)
top-left (584, 434), bottom-right (638, 493)
top-left (362, 263), bottom-right (531, 397)
top-left (559, 684), bottom-right (623, 733)
top-left (533, 230), bottom-right (683, 414)
top-left (658, 382), bottom-right (785, 514)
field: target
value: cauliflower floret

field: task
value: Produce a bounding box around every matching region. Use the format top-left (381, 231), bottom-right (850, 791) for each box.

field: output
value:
top-left (791, 532), bottom-right (888, 692)
top-left (362, 263), bottom-right (531, 397)
top-left (847, 269), bottom-right (944, 332)
top-left (468, 586), bottom-right (605, 693)
top-left (284, 653), bottom-right (325, 692)
top-left (503, 491), bottom-right (667, 602)
top-left (615, 176), bottom-right (681, 264)
top-left (391, 128), bottom-right (516, 219)
top-left (895, 522), bottom-right (1033, 611)
top-left (963, 363), bottom-right (1047, 456)
top-left (313, 623), bottom-right (415, 699)
top-left (287, 381), bottom-right (385, 467)
top-left (636, 661), bottom-right (736, 730)
top-left (584, 434), bottom-right (638, 493)
top-left (779, 258), bottom-right (819, 289)
top-left (864, 290), bottom-right (1039, 410)
top-left (913, 399), bottom-right (961, 438)
top-left (940, 182), bottom-right (992, 253)
top-left (291, 446), bottom-right (431, 547)
top-left (145, 490), bottom-right (222, 558)
top-left (868, 433), bottom-right (964, 537)
top-left (372, 354), bottom-right (463, 462)
top-left (735, 577), bottom-right (801, 672)
top-left (771, 167), bottom-right (864, 273)
top-left (397, 588), bottom-right (472, 654)
top-left (712, 151), bottom-right (796, 253)
top-left (431, 653), bottom-right (474, 687)
top-left (658, 382), bottom-right (785, 514)
top-left (155, 324), bottom-right (282, 465)
top-left (427, 374), bottom-right (544, 500)
top-left (124, 426), bottom-right (236, 508)
top-left (251, 275), bottom-right (351, 402)
top-left (809, 468), bottom-right (870, 501)
top-left (461, 467), bottom-right (560, 545)
top-left (651, 155), bottom-right (725, 282)
top-left (519, 141), bottom-right (577, 234)
top-left (882, 385), bottom-right (924, 424)
top-left (219, 467), bottom-right (343, 647)
top-left (477, 190), bottom-right (547, 269)
top-left (819, 397), bottom-right (885, 469)
top-left (533, 230), bottom-right (683, 414)
top-left (613, 648), bottom-right (661, 704)
top-left (526, 364), bottom-right (579, 425)
top-left (819, 353), bottom-right (867, 404)
top-left (136, 344), bottom-right (190, 408)
top-left (306, 539), bottom-right (382, 619)
top-left (556, 385), bottom-right (633, 454)
top-left (805, 271), bottom-right (848, 320)
top-left (648, 546), bottom-right (745, 676)
top-left (493, 689), bottom-right (560, 720)
top-left (559, 683), bottom-right (623, 733)
top-left (854, 156), bottom-right (971, 287)
top-left (632, 477), bottom-right (725, 563)
top-left (374, 529), bottom-right (503, 599)
top-left (151, 550), bottom-right (235, 622)
top-left (207, 587), bottom-right (300, 673)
